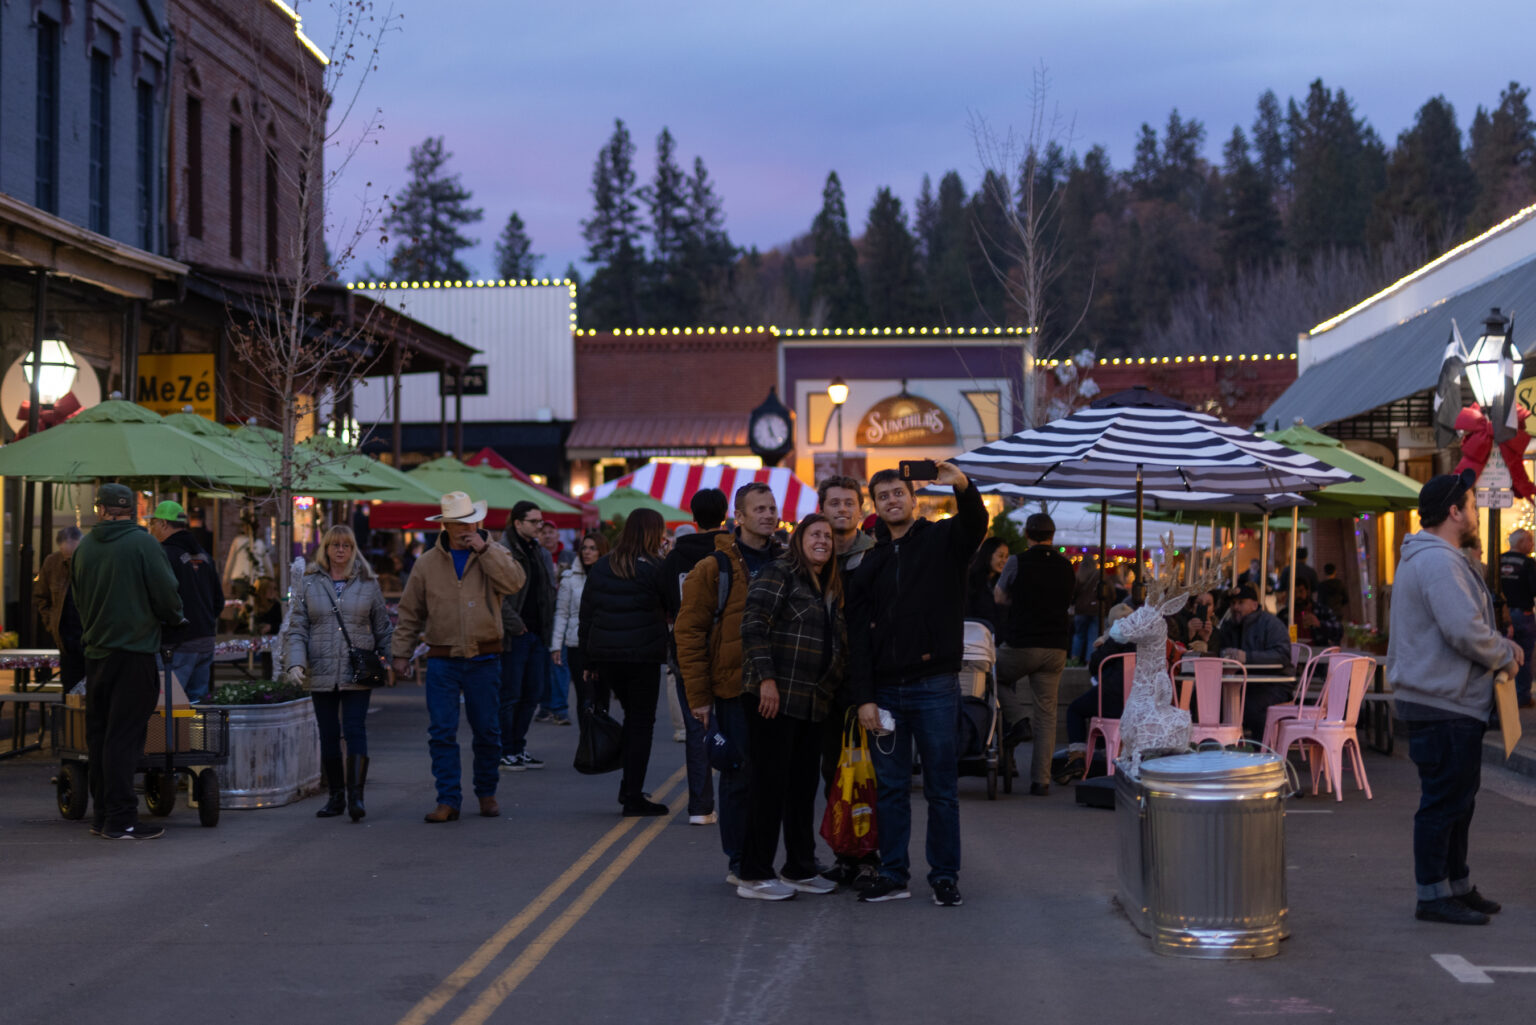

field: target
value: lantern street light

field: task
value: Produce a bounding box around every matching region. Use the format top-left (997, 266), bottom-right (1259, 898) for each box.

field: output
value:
top-left (1464, 307), bottom-right (1520, 591)
top-left (828, 377), bottom-right (849, 477)
top-left (21, 327), bottom-right (79, 407)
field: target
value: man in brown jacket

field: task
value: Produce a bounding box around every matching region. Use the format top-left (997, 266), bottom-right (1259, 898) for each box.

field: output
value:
top-left (677, 482), bottom-right (781, 886)
top-left (33, 526), bottom-right (83, 688)
top-left (391, 492), bottom-right (525, 822)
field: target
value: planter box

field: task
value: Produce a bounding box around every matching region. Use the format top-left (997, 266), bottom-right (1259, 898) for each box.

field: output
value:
top-left (203, 697), bottom-right (320, 809)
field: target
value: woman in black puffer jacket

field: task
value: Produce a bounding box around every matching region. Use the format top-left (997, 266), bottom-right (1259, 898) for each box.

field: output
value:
top-left (579, 509), bottom-right (670, 816)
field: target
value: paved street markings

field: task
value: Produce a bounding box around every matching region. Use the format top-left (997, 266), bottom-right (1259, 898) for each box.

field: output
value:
top-left (1433, 953), bottom-right (1536, 984)
top-left (394, 765), bottom-right (686, 1025)
top-left (449, 787), bottom-right (689, 1025)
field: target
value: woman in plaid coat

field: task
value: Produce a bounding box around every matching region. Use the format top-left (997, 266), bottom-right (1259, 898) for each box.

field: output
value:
top-left (734, 513), bottom-right (846, 900)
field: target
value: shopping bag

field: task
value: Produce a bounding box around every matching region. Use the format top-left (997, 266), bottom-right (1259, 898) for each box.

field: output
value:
top-left (573, 703), bottom-right (623, 775)
top-left (819, 712), bottom-right (879, 858)
top-left (1495, 669), bottom-right (1523, 759)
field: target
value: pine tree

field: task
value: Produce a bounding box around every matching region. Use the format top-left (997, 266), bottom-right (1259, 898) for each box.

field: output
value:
top-left (384, 136), bottom-right (483, 280)
top-left (580, 119), bottom-right (646, 328)
top-left (1285, 80), bottom-right (1387, 260)
top-left (1370, 96), bottom-right (1475, 250)
top-left (914, 174), bottom-right (939, 266)
top-left (809, 171), bottom-right (867, 327)
top-left (682, 157), bottom-right (737, 321)
top-left (493, 212), bottom-right (540, 279)
top-left (966, 169), bottom-right (1012, 325)
top-left (639, 127), bottom-right (693, 324)
top-left (861, 187), bottom-right (921, 325)
top-left (927, 171), bottom-right (972, 323)
top-left (1218, 127), bottom-right (1283, 277)
top-left (1468, 82), bottom-right (1536, 233)
top-left (1251, 90), bottom-right (1290, 200)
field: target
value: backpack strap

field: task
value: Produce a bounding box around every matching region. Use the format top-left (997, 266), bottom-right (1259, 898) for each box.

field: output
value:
top-left (713, 550), bottom-right (731, 624)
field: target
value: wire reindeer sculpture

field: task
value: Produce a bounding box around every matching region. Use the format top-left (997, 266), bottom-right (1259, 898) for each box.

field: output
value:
top-left (1110, 535), bottom-right (1232, 777)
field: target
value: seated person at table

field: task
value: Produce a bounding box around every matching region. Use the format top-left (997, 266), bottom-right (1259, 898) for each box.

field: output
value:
top-left (1212, 584), bottom-right (1294, 736)
top-left (1170, 590), bottom-right (1216, 650)
top-left (1055, 605), bottom-right (1135, 783)
top-left (1277, 578), bottom-right (1342, 649)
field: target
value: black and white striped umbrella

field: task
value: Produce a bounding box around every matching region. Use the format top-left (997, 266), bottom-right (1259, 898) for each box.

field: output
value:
top-left (952, 406), bottom-right (1357, 494)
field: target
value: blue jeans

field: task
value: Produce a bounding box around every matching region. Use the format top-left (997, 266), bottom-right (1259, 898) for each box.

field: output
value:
top-left (676, 672), bottom-right (713, 816)
top-left (1069, 615), bottom-right (1099, 663)
top-left (1510, 609), bottom-right (1534, 702)
top-left (1407, 716), bottom-right (1485, 900)
top-left (162, 646), bottom-right (215, 704)
top-left (543, 652), bottom-right (571, 717)
top-left (869, 674), bottom-right (962, 888)
top-left (500, 632), bottom-right (549, 758)
top-left (713, 695), bottom-right (751, 875)
top-left (311, 689), bottom-right (371, 760)
top-left (425, 656), bottom-right (502, 809)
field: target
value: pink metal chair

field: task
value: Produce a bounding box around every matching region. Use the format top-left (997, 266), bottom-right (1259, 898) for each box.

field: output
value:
top-left (1290, 642), bottom-right (1313, 670)
top-left (1260, 646), bottom-right (1341, 750)
top-left (1274, 655), bottom-right (1375, 801)
top-left (1181, 657), bottom-right (1247, 747)
top-left (1084, 652), bottom-right (1135, 778)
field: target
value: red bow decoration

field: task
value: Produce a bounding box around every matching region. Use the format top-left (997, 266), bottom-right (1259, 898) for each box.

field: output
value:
top-left (13, 392), bottom-right (83, 438)
top-left (1452, 402), bottom-right (1536, 499)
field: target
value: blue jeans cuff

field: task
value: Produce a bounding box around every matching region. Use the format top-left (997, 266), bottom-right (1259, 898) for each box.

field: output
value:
top-left (1417, 879), bottom-right (1455, 901)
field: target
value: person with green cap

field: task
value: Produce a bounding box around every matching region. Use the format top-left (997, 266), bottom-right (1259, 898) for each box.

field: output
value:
top-left (148, 499), bottom-right (225, 704)
top-left (71, 483), bottom-right (185, 840)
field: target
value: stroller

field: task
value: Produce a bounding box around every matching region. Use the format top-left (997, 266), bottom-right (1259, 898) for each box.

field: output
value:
top-left (956, 618), bottom-right (1005, 799)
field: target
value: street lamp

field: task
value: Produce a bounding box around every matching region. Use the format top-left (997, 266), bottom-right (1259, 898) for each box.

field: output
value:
top-left (828, 377), bottom-right (848, 476)
top-left (21, 328), bottom-right (79, 407)
top-left (1465, 308), bottom-right (1516, 410)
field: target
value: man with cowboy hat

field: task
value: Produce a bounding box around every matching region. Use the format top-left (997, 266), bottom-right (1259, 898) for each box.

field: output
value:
top-left (392, 492), bottom-right (526, 822)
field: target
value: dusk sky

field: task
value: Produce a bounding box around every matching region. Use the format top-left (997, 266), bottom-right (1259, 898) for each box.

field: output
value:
top-left (306, 0), bottom-right (1536, 283)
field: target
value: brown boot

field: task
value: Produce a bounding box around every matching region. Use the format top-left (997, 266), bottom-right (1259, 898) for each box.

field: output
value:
top-left (423, 804), bottom-right (460, 823)
top-left (478, 796), bottom-right (500, 817)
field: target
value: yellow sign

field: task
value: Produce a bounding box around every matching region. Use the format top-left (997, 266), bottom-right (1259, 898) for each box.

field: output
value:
top-left (138, 354), bottom-right (217, 419)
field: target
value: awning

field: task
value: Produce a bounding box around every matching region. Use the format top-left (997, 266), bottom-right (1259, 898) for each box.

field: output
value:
top-left (586, 461), bottom-right (819, 522)
top-left (1261, 256), bottom-right (1536, 429)
top-left (464, 446), bottom-right (598, 529)
top-left (566, 415), bottom-right (746, 455)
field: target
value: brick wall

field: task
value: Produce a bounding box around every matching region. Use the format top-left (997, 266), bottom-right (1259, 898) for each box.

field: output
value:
top-left (574, 331), bottom-right (779, 417)
top-left (165, 0), bottom-right (325, 278)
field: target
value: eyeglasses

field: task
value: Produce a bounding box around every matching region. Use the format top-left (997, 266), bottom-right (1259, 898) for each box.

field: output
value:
top-left (523, 517), bottom-right (543, 525)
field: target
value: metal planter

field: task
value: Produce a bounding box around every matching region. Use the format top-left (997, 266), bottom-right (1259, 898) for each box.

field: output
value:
top-left (206, 698), bottom-right (321, 809)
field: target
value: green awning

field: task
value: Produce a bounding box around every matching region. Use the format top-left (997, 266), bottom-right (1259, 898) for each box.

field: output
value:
top-left (1257, 424), bottom-right (1423, 519)
top-left (593, 486), bottom-right (691, 523)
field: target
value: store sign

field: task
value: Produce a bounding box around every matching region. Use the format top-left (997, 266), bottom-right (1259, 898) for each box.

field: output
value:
top-left (855, 392), bottom-right (956, 447)
top-left (612, 447), bottom-right (714, 458)
top-left (1516, 379), bottom-right (1536, 433)
top-left (439, 365), bottom-right (489, 396)
top-left (138, 354), bottom-right (216, 418)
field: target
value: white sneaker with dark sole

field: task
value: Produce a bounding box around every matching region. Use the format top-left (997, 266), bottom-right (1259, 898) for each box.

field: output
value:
top-left (688, 813), bottom-right (718, 825)
top-left (499, 756), bottom-right (525, 773)
top-left (780, 874), bottom-right (837, 895)
top-left (736, 879), bottom-right (796, 901)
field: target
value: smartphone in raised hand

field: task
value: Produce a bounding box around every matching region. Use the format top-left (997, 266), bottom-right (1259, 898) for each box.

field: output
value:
top-left (898, 459), bottom-right (939, 482)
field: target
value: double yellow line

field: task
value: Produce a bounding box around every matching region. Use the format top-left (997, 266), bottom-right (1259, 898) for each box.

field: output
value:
top-left (395, 766), bottom-right (687, 1025)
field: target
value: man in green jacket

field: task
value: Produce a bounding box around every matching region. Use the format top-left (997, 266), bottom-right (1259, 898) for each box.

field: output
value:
top-left (71, 483), bottom-right (184, 840)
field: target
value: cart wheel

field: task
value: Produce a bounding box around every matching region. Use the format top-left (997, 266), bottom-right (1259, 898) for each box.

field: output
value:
top-left (144, 770), bottom-right (176, 817)
top-left (57, 762), bottom-right (89, 820)
top-left (986, 762), bottom-right (998, 800)
top-left (196, 769), bottom-right (220, 828)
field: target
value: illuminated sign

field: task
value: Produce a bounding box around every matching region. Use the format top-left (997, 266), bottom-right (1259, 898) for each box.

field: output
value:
top-left (855, 391), bottom-right (956, 447)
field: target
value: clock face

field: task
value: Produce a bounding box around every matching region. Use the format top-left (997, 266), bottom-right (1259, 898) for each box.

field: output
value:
top-left (752, 413), bottom-right (790, 451)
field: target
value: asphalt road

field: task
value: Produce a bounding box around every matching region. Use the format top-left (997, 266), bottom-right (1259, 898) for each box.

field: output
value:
top-left (1, 688), bottom-right (1533, 1025)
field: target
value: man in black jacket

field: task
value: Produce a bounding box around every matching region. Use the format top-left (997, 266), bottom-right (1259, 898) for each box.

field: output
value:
top-left (500, 501), bottom-right (560, 771)
top-left (148, 501), bottom-right (223, 704)
top-left (660, 487), bottom-right (730, 825)
top-left (994, 512), bottom-right (1075, 795)
top-left (848, 462), bottom-right (987, 906)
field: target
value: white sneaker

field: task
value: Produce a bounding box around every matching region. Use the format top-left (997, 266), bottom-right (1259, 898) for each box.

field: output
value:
top-left (779, 873), bottom-right (837, 895)
top-left (725, 872), bottom-right (742, 887)
top-left (736, 879), bottom-right (796, 901)
top-left (688, 812), bottom-right (718, 825)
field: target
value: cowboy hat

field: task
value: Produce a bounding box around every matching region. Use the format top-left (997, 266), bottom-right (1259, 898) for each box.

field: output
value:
top-left (426, 491), bottom-right (488, 524)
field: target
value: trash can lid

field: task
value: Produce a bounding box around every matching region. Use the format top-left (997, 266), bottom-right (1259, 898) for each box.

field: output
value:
top-left (1140, 750), bottom-right (1284, 785)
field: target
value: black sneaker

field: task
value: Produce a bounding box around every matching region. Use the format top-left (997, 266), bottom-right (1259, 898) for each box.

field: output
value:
top-left (851, 864), bottom-right (881, 892)
top-left (621, 798), bottom-right (669, 817)
top-left (858, 877), bottom-right (911, 903)
top-left (102, 823), bottom-right (165, 841)
top-left (821, 861), bottom-right (859, 886)
top-left (1053, 754), bottom-right (1086, 785)
top-left (933, 880), bottom-right (964, 907)
top-left (1415, 897), bottom-right (1489, 925)
top-left (1456, 888), bottom-right (1502, 915)
top-left (519, 752), bottom-right (545, 770)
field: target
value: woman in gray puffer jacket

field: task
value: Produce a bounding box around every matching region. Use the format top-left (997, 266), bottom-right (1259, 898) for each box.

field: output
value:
top-left (285, 525), bottom-right (392, 821)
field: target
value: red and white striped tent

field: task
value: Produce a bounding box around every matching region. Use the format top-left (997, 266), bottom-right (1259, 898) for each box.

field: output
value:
top-left (585, 462), bottom-right (819, 523)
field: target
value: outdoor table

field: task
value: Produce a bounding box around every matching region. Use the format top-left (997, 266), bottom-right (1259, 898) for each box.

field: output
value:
top-left (1173, 661), bottom-right (1297, 727)
top-left (0, 650), bottom-right (63, 760)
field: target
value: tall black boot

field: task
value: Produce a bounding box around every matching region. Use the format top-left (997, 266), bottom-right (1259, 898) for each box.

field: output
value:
top-left (346, 754), bottom-right (369, 822)
top-left (316, 757), bottom-right (346, 818)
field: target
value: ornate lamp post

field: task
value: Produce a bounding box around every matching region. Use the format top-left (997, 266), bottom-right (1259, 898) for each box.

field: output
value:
top-left (1465, 308), bottom-right (1519, 591)
top-left (827, 376), bottom-right (849, 477)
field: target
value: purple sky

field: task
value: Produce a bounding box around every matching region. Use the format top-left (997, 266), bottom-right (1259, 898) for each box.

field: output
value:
top-left (303, 0), bottom-right (1536, 283)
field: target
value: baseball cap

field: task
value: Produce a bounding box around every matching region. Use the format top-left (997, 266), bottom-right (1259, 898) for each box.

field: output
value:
top-left (1418, 469), bottom-right (1476, 521)
top-left (705, 723), bottom-right (743, 772)
top-left (95, 483), bottom-right (134, 511)
top-left (151, 500), bottom-right (187, 523)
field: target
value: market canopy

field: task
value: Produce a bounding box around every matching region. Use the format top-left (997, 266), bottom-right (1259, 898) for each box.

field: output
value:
top-left (951, 405), bottom-right (1359, 494)
top-left (593, 486), bottom-right (691, 524)
top-left (464, 447), bottom-right (598, 529)
top-left (586, 461), bottom-right (819, 522)
top-left (0, 401), bottom-right (269, 487)
top-left (366, 457), bottom-right (581, 531)
top-left (225, 422), bottom-right (378, 499)
top-left (297, 434), bottom-right (443, 503)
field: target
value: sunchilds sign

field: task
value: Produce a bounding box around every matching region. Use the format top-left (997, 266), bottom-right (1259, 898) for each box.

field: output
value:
top-left (855, 391), bottom-right (956, 447)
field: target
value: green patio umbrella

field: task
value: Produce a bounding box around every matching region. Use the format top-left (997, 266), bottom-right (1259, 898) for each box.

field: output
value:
top-left (594, 486), bottom-right (691, 523)
top-left (227, 422), bottom-right (375, 499)
top-left (1260, 424), bottom-right (1423, 517)
top-left (296, 435), bottom-right (443, 502)
top-left (400, 457), bottom-right (559, 511)
top-left (0, 400), bottom-right (269, 487)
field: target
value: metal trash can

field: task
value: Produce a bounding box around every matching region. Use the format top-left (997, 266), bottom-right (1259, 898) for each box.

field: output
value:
top-left (1139, 750), bottom-right (1289, 959)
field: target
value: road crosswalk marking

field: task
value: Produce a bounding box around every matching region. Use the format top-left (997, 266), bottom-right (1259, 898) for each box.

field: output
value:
top-left (1433, 954), bottom-right (1536, 983)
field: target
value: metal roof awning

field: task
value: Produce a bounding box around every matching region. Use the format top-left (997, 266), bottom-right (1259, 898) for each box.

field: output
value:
top-left (566, 414), bottom-right (748, 457)
top-left (0, 192), bottom-right (187, 298)
top-left (1262, 256), bottom-right (1536, 429)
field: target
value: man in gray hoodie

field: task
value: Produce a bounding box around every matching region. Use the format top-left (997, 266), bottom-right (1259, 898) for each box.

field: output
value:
top-left (1387, 469), bottom-right (1521, 925)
